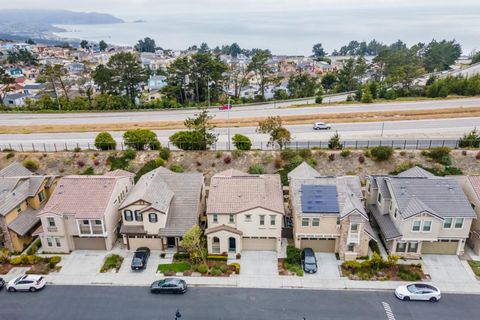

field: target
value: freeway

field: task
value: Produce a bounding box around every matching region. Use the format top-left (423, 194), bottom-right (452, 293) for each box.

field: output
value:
top-left (0, 97), bottom-right (479, 126)
top-left (0, 286), bottom-right (478, 320)
top-left (0, 117), bottom-right (478, 151)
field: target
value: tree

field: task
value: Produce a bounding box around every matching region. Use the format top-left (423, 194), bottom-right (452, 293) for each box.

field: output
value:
top-left (180, 225), bottom-right (206, 265)
top-left (42, 64), bottom-right (72, 104)
top-left (135, 37), bottom-right (156, 53)
top-left (328, 131), bottom-right (343, 150)
top-left (0, 67), bottom-right (15, 105)
top-left (312, 43), bottom-right (327, 60)
top-left (423, 39), bottom-right (462, 72)
top-left (25, 38), bottom-right (35, 45)
top-left (321, 73), bottom-right (337, 92)
top-left (334, 57), bottom-right (367, 92)
top-left (472, 52), bottom-right (480, 65)
top-left (232, 134), bottom-right (252, 150)
top-left (99, 40), bottom-right (108, 52)
top-left (315, 86), bottom-right (324, 104)
top-left (287, 73), bottom-right (320, 98)
top-left (199, 42), bottom-right (210, 53)
top-left (92, 64), bottom-right (115, 94)
top-left (7, 49), bottom-right (38, 66)
top-left (247, 49), bottom-right (274, 100)
top-left (274, 89), bottom-right (289, 100)
top-left (257, 116), bottom-right (291, 149)
top-left (80, 40), bottom-right (89, 49)
top-left (169, 108), bottom-right (217, 150)
top-left (361, 88), bottom-right (373, 103)
top-left (458, 129), bottom-right (480, 148)
top-left (95, 132), bottom-right (117, 150)
top-left (123, 129), bottom-right (160, 150)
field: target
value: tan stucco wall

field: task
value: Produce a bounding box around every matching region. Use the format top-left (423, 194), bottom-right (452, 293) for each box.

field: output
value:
top-left (121, 204), bottom-right (166, 235)
top-left (207, 230), bottom-right (242, 254)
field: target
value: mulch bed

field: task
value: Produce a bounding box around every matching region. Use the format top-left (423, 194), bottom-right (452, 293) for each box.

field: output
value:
top-left (342, 263), bottom-right (425, 281)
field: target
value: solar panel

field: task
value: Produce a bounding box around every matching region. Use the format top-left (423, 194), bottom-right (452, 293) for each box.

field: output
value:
top-left (301, 185), bottom-right (339, 214)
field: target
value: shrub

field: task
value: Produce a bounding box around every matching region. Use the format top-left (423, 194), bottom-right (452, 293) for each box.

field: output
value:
top-left (458, 129), bottom-right (480, 148)
top-left (207, 255), bottom-right (228, 261)
top-left (328, 153), bottom-right (335, 161)
top-left (298, 149), bottom-right (312, 159)
top-left (173, 252), bottom-right (190, 260)
top-left (215, 151), bottom-right (223, 159)
top-left (123, 129), bottom-right (160, 151)
top-left (123, 149), bottom-right (137, 160)
top-left (6, 152), bottom-right (15, 159)
top-left (236, 253), bottom-right (241, 259)
top-left (425, 147), bottom-right (451, 164)
top-left (306, 158), bottom-right (317, 167)
top-left (196, 264), bottom-right (209, 274)
top-left (155, 157), bottom-right (165, 167)
top-left (229, 262), bottom-right (240, 274)
top-left (169, 164), bottom-right (184, 173)
top-left (476, 151), bottom-right (480, 160)
top-left (231, 149), bottom-right (244, 159)
top-left (274, 157), bottom-right (283, 169)
top-left (369, 146), bottom-right (394, 161)
top-left (22, 159), bottom-right (39, 171)
top-left (358, 155), bottom-right (365, 164)
top-left (399, 151), bottom-right (407, 156)
top-left (248, 164), bottom-right (265, 174)
top-left (290, 155), bottom-right (304, 168)
top-left (93, 159), bottom-right (100, 166)
top-left (27, 239), bottom-right (41, 255)
top-left (462, 150), bottom-right (467, 156)
top-left (210, 266), bottom-right (223, 276)
top-left (81, 166), bottom-right (95, 175)
top-left (232, 134), bottom-right (252, 151)
top-left (74, 147), bottom-right (82, 152)
top-left (280, 148), bottom-right (296, 161)
top-left (100, 254), bottom-right (123, 273)
top-left (328, 131), bottom-right (342, 150)
top-left (49, 256), bottom-right (61, 265)
top-left (340, 149), bottom-right (351, 158)
top-left (369, 240), bottom-right (380, 254)
top-left (10, 256), bottom-right (23, 265)
top-left (95, 132), bottom-right (117, 150)
top-left (286, 245), bottom-right (301, 265)
top-left (390, 161), bottom-right (415, 175)
top-left (76, 160), bottom-right (85, 167)
top-left (398, 266), bottom-right (421, 281)
top-left (22, 255), bottom-right (41, 265)
top-left (223, 155), bottom-right (232, 164)
top-left (135, 160), bottom-right (161, 182)
top-left (159, 147), bottom-right (171, 161)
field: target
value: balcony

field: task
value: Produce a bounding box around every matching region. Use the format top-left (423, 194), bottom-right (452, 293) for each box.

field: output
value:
top-left (77, 220), bottom-right (106, 237)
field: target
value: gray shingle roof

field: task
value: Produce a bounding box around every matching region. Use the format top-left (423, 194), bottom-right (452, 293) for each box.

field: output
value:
top-left (397, 166), bottom-right (435, 178)
top-left (287, 162), bottom-right (321, 180)
top-left (120, 224), bottom-right (147, 235)
top-left (8, 206), bottom-right (40, 236)
top-left (369, 204), bottom-right (402, 240)
top-left (0, 162), bottom-right (32, 177)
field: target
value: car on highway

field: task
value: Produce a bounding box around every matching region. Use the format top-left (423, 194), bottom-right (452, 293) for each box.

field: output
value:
top-left (131, 247), bottom-right (150, 270)
top-left (6, 275), bottom-right (46, 292)
top-left (301, 248), bottom-right (318, 274)
top-left (219, 104), bottom-right (232, 110)
top-left (313, 122), bottom-right (331, 130)
top-left (150, 278), bottom-right (187, 294)
top-left (395, 283), bottom-right (441, 302)
top-left (0, 277), bottom-right (5, 290)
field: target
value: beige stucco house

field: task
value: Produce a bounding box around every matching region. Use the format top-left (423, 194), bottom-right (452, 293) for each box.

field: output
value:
top-left (0, 162), bottom-right (58, 252)
top-left (119, 167), bottom-right (204, 251)
top-left (454, 175), bottom-right (480, 255)
top-left (288, 162), bottom-right (375, 260)
top-left (366, 167), bottom-right (475, 258)
top-left (205, 169), bottom-right (285, 254)
top-left (38, 170), bottom-right (134, 253)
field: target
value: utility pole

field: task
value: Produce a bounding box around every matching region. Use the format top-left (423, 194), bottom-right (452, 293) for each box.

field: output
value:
top-left (207, 76), bottom-right (210, 108)
top-left (381, 122), bottom-right (385, 137)
top-left (227, 96), bottom-right (231, 150)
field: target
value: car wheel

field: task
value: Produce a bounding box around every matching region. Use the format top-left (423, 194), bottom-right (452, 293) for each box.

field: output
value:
top-left (152, 289), bottom-right (160, 294)
top-left (8, 287), bottom-right (15, 292)
top-left (429, 297), bottom-right (437, 302)
top-left (403, 296), bottom-right (410, 301)
top-left (29, 287), bottom-right (37, 292)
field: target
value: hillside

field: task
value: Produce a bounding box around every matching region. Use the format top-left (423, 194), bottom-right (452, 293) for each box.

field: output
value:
top-left (0, 9), bottom-right (124, 25)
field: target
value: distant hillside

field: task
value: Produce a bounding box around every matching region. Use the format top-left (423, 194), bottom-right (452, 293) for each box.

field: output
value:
top-left (0, 9), bottom-right (124, 25)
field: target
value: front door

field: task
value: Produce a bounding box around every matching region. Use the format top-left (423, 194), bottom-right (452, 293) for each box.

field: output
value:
top-left (167, 237), bottom-right (176, 248)
top-left (228, 237), bottom-right (236, 252)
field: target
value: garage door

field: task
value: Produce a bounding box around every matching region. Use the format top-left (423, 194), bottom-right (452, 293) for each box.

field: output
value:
top-left (128, 237), bottom-right (163, 251)
top-left (242, 238), bottom-right (276, 251)
top-left (73, 237), bottom-right (106, 250)
top-left (300, 239), bottom-right (336, 252)
top-left (421, 241), bottom-right (458, 254)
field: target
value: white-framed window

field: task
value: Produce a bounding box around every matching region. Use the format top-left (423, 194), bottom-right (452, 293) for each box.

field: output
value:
top-left (302, 218), bottom-right (309, 227)
top-left (38, 190), bottom-right (46, 203)
top-left (124, 210), bottom-right (133, 221)
top-left (270, 215), bottom-right (276, 226)
top-left (259, 215), bottom-right (265, 226)
top-left (47, 238), bottom-right (53, 247)
top-left (443, 218), bottom-right (452, 229)
top-left (312, 218), bottom-right (319, 227)
top-left (134, 210), bottom-right (143, 222)
top-left (95, 220), bottom-right (102, 225)
top-left (350, 223), bottom-right (359, 232)
top-left (422, 221), bottom-right (432, 232)
top-left (149, 213), bottom-right (158, 223)
top-left (55, 238), bottom-right (61, 247)
top-left (407, 241), bottom-right (418, 253)
top-left (412, 220), bottom-right (421, 232)
top-left (229, 214), bottom-right (234, 223)
top-left (47, 217), bottom-right (55, 227)
top-left (396, 242), bottom-right (406, 253)
top-left (347, 243), bottom-right (355, 251)
top-left (213, 214), bottom-right (218, 223)
top-left (82, 220), bottom-right (89, 225)
top-left (245, 214), bottom-right (252, 222)
top-left (454, 218), bottom-right (464, 229)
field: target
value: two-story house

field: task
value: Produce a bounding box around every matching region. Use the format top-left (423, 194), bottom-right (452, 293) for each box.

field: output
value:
top-left (205, 169), bottom-right (285, 254)
top-left (0, 162), bottom-right (58, 252)
top-left (454, 176), bottom-right (480, 255)
top-left (119, 167), bottom-right (204, 251)
top-left (38, 170), bottom-right (134, 253)
top-left (289, 162), bottom-right (376, 260)
top-left (366, 167), bottom-right (476, 258)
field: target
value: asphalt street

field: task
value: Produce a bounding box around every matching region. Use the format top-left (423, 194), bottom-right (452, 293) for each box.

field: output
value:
top-left (0, 286), bottom-right (478, 320)
top-left (0, 97), bottom-right (479, 126)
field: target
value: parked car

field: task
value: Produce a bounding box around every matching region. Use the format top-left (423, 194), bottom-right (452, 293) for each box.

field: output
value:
top-left (313, 122), bottom-right (331, 130)
top-left (150, 278), bottom-right (187, 294)
top-left (219, 104), bottom-right (232, 110)
top-left (301, 248), bottom-right (318, 274)
top-left (131, 247), bottom-right (150, 270)
top-left (395, 283), bottom-right (441, 302)
top-left (0, 277), bottom-right (5, 290)
top-left (6, 275), bottom-right (46, 292)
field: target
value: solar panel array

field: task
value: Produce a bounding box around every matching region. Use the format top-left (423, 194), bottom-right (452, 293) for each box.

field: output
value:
top-left (301, 184), bottom-right (339, 214)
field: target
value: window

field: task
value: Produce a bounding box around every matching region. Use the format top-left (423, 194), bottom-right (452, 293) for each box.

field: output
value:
top-left (454, 218), bottom-right (464, 229)
top-left (82, 220), bottom-right (89, 225)
top-left (213, 214), bottom-right (218, 223)
top-left (407, 242), bottom-right (418, 253)
top-left (270, 215), bottom-right (276, 226)
top-left (134, 210), bottom-right (143, 222)
top-left (377, 193), bottom-right (382, 203)
top-left (394, 209), bottom-right (398, 219)
top-left (38, 190), bottom-right (45, 203)
top-left (396, 242), bottom-right (406, 253)
top-left (124, 210), bottom-right (133, 221)
top-left (149, 213), bottom-right (158, 223)
top-left (47, 217), bottom-right (55, 227)
top-left (55, 238), bottom-right (61, 247)
top-left (422, 221), bottom-right (432, 232)
top-left (336, 217), bottom-right (340, 225)
top-left (47, 238), bottom-right (52, 247)
top-left (302, 218), bottom-right (309, 227)
top-left (16, 204), bottom-right (22, 213)
top-left (443, 218), bottom-right (452, 229)
top-left (245, 215), bottom-right (252, 222)
top-left (259, 215), bottom-right (265, 226)
top-left (229, 214), bottom-right (234, 223)
top-left (312, 218), bottom-right (319, 227)
top-left (412, 220), bottom-right (421, 232)
top-left (347, 243), bottom-right (355, 251)
top-left (350, 223), bottom-right (359, 232)
top-left (95, 220), bottom-right (102, 225)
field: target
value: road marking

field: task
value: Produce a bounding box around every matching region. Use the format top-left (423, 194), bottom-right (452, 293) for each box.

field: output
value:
top-left (381, 302), bottom-right (396, 320)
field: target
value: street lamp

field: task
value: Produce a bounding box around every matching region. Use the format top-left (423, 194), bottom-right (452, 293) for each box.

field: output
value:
top-left (227, 96), bottom-right (231, 150)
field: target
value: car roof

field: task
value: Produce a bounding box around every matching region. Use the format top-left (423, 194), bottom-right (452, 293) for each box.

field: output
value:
top-left (411, 283), bottom-right (437, 290)
top-left (303, 248), bottom-right (315, 254)
top-left (22, 275), bottom-right (42, 280)
top-left (164, 278), bottom-right (181, 284)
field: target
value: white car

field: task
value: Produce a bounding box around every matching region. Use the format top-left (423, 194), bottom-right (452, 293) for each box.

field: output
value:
top-left (313, 122), bottom-right (331, 130)
top-left (6, 275), bottom-right (46, 292)
top-left (395, 283), bottom-right (441, 302)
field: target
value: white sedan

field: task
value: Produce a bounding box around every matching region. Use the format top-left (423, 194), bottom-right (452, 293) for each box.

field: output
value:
top-left (395, 283), bottom-right (441, 302)
top-left (6, 275), bottom-right (46, 292)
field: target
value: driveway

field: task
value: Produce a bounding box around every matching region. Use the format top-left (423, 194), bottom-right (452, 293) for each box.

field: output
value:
top-left (117, 250), bottom-right (162, 275)
top-left (422, 255), bottom-right (473, 283)
top-left (240, 251), bottom-right (278, 276)
top-left (303, 253), bottom-right (340, 279)
top-left (58, 250), bottom-right (107, 275)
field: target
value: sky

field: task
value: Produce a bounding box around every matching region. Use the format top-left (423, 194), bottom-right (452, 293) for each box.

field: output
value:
top-left (1, 0), bottom-right (479, 54)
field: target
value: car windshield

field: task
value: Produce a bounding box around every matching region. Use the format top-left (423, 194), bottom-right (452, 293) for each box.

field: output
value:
top-left (406, 284), bottom-right (418, 293)
top-left (305, 257), bottom-right (316, 264)
top-left (132, 257), bottom-right (142, 264)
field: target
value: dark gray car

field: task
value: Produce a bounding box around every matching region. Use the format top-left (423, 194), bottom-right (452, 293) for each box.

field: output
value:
top-left (301, 248), bottom-right (318, 274)
top-left (131, 247), bottom-right (150, 270)
top-left (150, 278), bottom-right (187, 294)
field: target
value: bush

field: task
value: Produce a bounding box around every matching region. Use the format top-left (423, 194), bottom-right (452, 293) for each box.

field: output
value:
top-left (207, 255), bottom-right (228, 261)
top-left (286, 245), bottom-right (301, 265)
top-left (93, 160), bottom-right (100, 166)
top-left (390, 161), bottom-right (415, 175)
top-left (22, 159), bottom-right (39, 171)
top-left (398, 266), bottom-right (421, 281)
top-left (458, 129), bottom-right (480, 148)
top-left (159, 147), bottom-right (171, 161)
top-left (74, 147), bottom-right (82, 152)
top-left (274, 157), bottom-right (283, 169)
top-left (123, 149), bottom-right (137, 160)
top-left (232, 134), bottom-right (252, 151)
top-left (425, 147), bottom-right (451, 165)
top-left (229, 262), bottom-right (240, 274)
top-left (358, 155), bottom-right (365, 164)
top-left (476, 151), bottom-right (480, 160)
top-left (81, 166), bottom-right (95, 175)
top-left (27, 239), bottom-right (41, 255)
top-left (369, 240), bottom-right (380, 254)
top-left (100, 254), bottom-right (123, 273)
top-left (328, 153), bottom-right (335, 161)
top-left (328, 132), bottom-right (342, 150)
top-left (196, 264), bottom-right (209, 274)
top-left (169, 164), bottom-right (184, 173)
top-left (223, 156), bottom-right (232, 164)
top-left (49, 256), bottom-right (61, 265)
top-left (173, 252), bottom-right (190, 260)
top-left (290, 155), bottom-right (304, 168)
top-left (123, 129), bottom-right (160, 151)
top-left (280, 148), bottom-right (297, 161)
top-left (22, 255), bottom-right (41, 265)
top-left (210, 266), bottom-right (223, 276)
top-left (369, 146), bottom-right (394, 161)
top-left (10, 256), bottom-right (23, 265)
top-left (6, 152), bottom-right (15, 159)
top-left (306, 158), bottom-right (317, 167)
top-left (135, 160), bottom-right (161, 182)
top-left (248, 164), bottom-right (265, 174)
top-left (340, 149), bottom-right (351, 158)
top-left (76, 160), bottom-right (85, 167)
top-left (95, 132), bottom-right (117, 150)
top-left (298, 149), bottom-right (312, 159)
top-left (155, 157), bottom-right (165, 167)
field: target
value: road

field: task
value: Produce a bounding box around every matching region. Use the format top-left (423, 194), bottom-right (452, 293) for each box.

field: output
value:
top-left (0, 117), bottom-right (478, 151)
top-left (0, 97), bottom-right (479, 126)
top-left (0, 286), bottom-right (478, 320)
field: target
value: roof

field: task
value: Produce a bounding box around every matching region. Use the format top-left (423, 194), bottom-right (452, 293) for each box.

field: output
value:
top-left (287, 162), bottom-right (321, 180)
top-left (207, 170), bottom-right (284, 215)
top-left (0, 162), bottom-right (32, 177)
top-left (8, 206), bottom-right (40, 236)
top-left (467, 176), bottom-right (480, 200)
top-left (397, 166), bottom-right (435, 178)
top-left (301, 185), bottom-right (339, 214)
top-left (369, 204), bottom-right (402, 240)
top-left (205, 224), bottom-right (244, 236)
top-left (105, 169), bottom-right (135, 178)
top-left (40, 175), bottom-right (127, 219)
top-left (5, 93), bottom-right (29, 100)
top-left (23, 83), bottom-right (46, 90)
top-left (120, 224), bottom-right (147, 235)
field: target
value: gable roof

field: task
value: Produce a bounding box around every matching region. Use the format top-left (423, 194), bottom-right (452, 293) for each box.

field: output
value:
top-left (467, 176), bottom-right (480, 200)
top-left (0, 162), bottom-right (32, 177)
top-left (204, 224), bottom-right (243, 236)
top-left (397, 166), bottom-right (435, 178)
top-left (207, 171), bottom-right (284, 215)
top-left (287, 162), bottom-right (321, 180)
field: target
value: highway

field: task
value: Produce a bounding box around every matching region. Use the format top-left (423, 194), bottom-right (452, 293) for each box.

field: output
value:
top-left (0, 97), bottom-right (479, 126)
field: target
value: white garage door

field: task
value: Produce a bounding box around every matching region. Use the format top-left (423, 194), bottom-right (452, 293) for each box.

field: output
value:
top-left (300, 239), bottom-right (336, 253)
top-left (242, 238), bottom-right (276, 251)
top-left (128, 237), bottom-right (163, 251)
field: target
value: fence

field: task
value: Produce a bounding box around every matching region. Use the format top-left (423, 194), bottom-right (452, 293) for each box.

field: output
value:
top-left (0, 139), bottom-right (478, 152)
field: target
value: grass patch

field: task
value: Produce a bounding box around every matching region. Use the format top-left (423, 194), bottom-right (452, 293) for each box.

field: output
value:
top-left (100, 254), bottom-right (123, 273)
top-left (468, 260), bottom-right (480, 277)
top-left (157, 262), bottom-right (191, 273)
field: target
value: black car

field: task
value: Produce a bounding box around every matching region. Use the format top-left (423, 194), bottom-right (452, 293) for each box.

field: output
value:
top-left (131, 247), bottom-right (150, 270)
top-left (0, 278), bottom-right (5, 290)
top-left (301, 248), bottom-right (318, 274)
top-left (150, 278), bottom-right (187, 294)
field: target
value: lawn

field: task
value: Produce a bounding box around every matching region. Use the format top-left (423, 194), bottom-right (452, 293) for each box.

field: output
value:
top-left (468, 260), bottom-right (480, 277)
top-left (100, 254), bottom-right (123, 273)
top-left (157, 262), bottom-right (191, 273)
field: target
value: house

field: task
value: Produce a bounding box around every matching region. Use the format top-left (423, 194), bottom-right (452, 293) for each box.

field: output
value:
top-left (119, 167), bottom-right (204, 251)
top-left (3, 93), bottom-right (29, 107)
top-left (454, 176), bottom-right (480, 255)
top-left (67, 62), bottom-right (85, 74)
top-left (38, 170), bottom-right (134, 253)
top-left (0, 162), bottom-right (58, 252)
top-left (366, 167), bottom-right (476, 258)
top-left (23, 83), bottom-right (46, 95)
top-left (147, 75), bottom-right (167, 91)
top-left (8, 67), bottom-right (23, 78)
top-left (205, 169), bottom-right (285, 254)
top-left (289, 162), bottom-right (375, 260)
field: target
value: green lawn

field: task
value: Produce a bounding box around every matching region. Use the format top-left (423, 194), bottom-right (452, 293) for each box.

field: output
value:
top-left (157, 262), bottom-right (191, 273)
top-left (468, 260), bottom-right (480, 277)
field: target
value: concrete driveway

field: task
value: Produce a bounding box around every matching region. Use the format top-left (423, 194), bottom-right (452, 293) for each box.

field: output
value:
top-left (303, 253), bottom-right (340, 279)
top-left (117, 250), bottom-right (162, 275)
top-left (240, 251), bottom-right (278, 276)
top-left (422, 255), bottom-right (473, 283)
top-left (58, 250), bottom-right (107, 275)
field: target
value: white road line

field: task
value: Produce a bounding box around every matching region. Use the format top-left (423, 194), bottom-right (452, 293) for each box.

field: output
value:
top-left (381, 302), bottom-right (396, 320)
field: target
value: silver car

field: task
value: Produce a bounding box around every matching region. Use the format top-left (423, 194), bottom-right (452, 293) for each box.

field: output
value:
top-left (395, 283), bottom-right (441, 302)
top-left (313, 122), bottom-right (331, 130)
